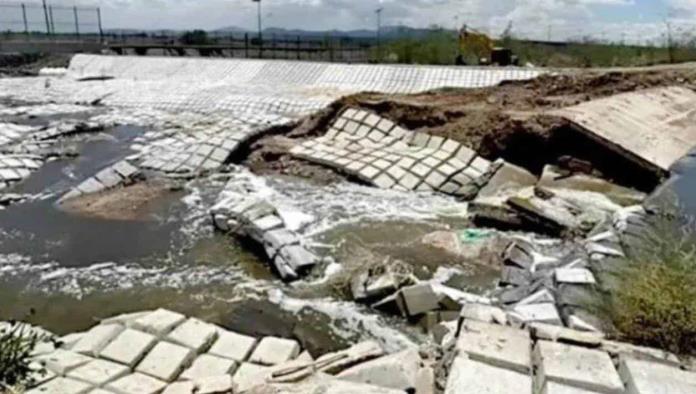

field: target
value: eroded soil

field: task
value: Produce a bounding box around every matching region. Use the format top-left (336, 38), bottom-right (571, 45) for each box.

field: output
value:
top-left (246, 67), bottom-right (696, 192)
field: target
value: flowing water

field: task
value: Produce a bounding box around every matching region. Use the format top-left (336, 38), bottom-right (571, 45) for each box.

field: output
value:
top-left (0, 110), bottom-right (498, 352)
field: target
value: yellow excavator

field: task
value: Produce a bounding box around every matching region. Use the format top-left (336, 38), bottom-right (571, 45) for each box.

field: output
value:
top-left (456, 25), bottom-right (518, 66)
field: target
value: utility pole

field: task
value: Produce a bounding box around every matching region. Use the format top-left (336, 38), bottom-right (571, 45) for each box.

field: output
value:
top-left (376, 7), bottom-right (383, 62)
top-left (252, 0), bottom-right (262, 57)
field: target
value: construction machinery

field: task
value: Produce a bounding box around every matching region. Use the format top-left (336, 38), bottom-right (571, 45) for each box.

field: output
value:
top-left (456, 25), bottom-right (518, 66)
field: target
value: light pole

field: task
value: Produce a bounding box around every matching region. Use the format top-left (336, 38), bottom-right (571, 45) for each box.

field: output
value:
top-left (253, 0), bottom-right (262, 38)
top-left (251, 0), bottom-right (262, 56)
top-left (376, 7), bottom-right (383, 61)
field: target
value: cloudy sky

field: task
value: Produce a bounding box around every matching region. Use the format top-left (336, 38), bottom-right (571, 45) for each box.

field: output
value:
top-left (8, 0), bottom-right (696, 43)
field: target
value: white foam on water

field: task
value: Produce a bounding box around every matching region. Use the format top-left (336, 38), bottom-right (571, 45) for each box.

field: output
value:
top-left (268, 289), bottom-right (421, 353)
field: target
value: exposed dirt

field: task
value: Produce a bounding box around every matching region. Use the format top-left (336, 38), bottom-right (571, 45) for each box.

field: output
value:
top-left (248, 67), bottom-right (696, 192)
top-left (58, 181), bottom-right (173, 221)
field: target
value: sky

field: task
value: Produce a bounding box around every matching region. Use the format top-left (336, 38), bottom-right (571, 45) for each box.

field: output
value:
top-left (7, 0), bottom-right (696, 43)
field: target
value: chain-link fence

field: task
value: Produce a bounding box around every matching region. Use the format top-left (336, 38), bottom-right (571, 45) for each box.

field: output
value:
top-left (0, 2), bottom-right (102, 36)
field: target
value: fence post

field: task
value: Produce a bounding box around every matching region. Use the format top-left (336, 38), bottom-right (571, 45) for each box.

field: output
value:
top-left (73, 6), bottom-right (80, 37)
top-left (42, 0), bottom-right (50, 35)
top-left (97, 8), bottom-right (103, 42)
top-left (245, 33), bottom-right (249, 58)
top-left (48, 5), bottom-right (55, 35)
top-left (297, 35), bottom-right (300, 60)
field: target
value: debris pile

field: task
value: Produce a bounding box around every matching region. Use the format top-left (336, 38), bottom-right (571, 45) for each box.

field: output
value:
top-left (211, 174), bottom-right (319, 281)
top-left (19, 309), bottom-right (438, 394)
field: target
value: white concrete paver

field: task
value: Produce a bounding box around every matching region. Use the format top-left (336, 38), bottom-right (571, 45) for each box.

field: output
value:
top-left (208, 329), bottom-right (258, 362)
top-left (180, 354), bottom-right (237, 380)
top-left (534, 340), bottom-right (623, 394)
top-left (619, 356), bottom-right (696, 394)
top-left (66, 359), bottom-right (130, 386)
top-left (25, 377), bottom-right (93, 394)
top-left (249, 336), bottom-right (301, 365)
top-left (71, 324), bottom-right (124, 357)
top-left (166, 318), bottom-right (218, 353)
top-left (37, 349), bottom-right (94, 375)
top-left (106, 373), bottom-right (168, 394)
top-left (135, 341), bottom-right (196, 382)
top-left (445, 356), bottom-right (532, 394)
top-left (232, 362), bottom-right (272, 392)
top-left (99, 328), bottom-right (157, 367)
top-left (456, 320), bottom-right (531, 373)
top-left (131, 308), bottom-right (186, 337)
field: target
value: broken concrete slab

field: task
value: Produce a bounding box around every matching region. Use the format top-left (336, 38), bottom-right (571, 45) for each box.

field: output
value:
top-left (551, 86), bottom-right (696, 172)
top-left (459, 303), bottom-right (507, 325)
top-left (456, 319), bottom-right (532, 373)
top-left (337, 348), bottom-right (422, 391)
top-left (131, 308), bottom-right (186, 337)
top-left (247, 372), bottom-right (405, 394)
top-left (166, 317), bottom-right (218, 353)
top-left (399, 283), bottom-right (441, 316)
top-left (510, 303), bottom-right (563, 326)
top-left (445, 356), bottom-right (532, 394)
top-left (477, 160), bottom-right (537, 198)
top-left (529, 323), bottom-right (604, 347)
top-left (534, 340), bottom-right (623, 394)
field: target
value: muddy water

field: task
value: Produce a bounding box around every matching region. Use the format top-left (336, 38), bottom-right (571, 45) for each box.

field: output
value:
top-left (0, 115), bottom-right (493, 352)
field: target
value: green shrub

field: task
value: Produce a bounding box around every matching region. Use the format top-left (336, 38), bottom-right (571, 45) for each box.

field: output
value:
top-left (0, 320), bottom-right (50, 388)
top-left (605, 214), bottom-right (696, 355)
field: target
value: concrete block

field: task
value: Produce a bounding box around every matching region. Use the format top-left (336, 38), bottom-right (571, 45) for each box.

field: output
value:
top-left (194, 375), bottom-right (235, 394)
top-left (180, 354), bottom-right (237, 380)
top-left (529, 323), bottom-right (604, 347)
top-left (445, 356), bottom-right (531, 394)
top-left (534, 340), bottom-right (623, 394)
top-left (399, 284), bottom-right (440, 316)
top-left (162, 381), bottom-right (196, 394)
top-left (555, 268), bottom-right (596, 285)
top-left (511, 303), bottom-right (563, 326)
top-left (25, 377), bottom-right (92, 394)
top-left (71, 324), bottom-right (124, 357)
top-left (101, 311), bottom-right (152, 326)
top-left (111, 161), bottom-right (139, 179)
top-left (337, 349), bottom-right (422, 391)
top-left (99, 328), bottom-right (157, 368)
top-left (456, 319), bottom-right (531, 373)
top-left (249, 336), bottom-right (301, 365)
top-left (131, 309), bottom-right (186, 337)
top-left (67, 359), bottom-right (130, 386)
top-left (459, 303), bottom-right (507, 325)
top-left (619, 356), bottom-right (696, 394)
top-left (37, 349), bottom-right (94, 375)
top-left (166, 318), bottom-right (218, 353)
top-left (208, 329), bottom-right (258, 362)
top-left (136, 341), bottom-right (196, 382)
top-left (232, 362), bottom-right (271, 392)
top-left (106, 373), bottom-right (167, 394)
top-left (543, 382), bottom-right (599, 394)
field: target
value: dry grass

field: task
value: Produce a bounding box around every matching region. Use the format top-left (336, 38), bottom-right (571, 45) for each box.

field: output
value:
top-left (605, 212), bottom-right (696, 355)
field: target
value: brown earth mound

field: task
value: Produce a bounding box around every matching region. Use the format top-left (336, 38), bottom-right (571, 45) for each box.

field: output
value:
top-left (244, 67), bottom-right (696, 192)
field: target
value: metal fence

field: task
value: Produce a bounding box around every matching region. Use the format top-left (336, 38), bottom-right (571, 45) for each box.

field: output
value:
top-left (0, 2), bottom-right (102, 35)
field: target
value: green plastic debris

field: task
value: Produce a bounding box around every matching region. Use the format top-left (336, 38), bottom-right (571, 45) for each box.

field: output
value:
top-left (458, 229), bottom-right (493, 243)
